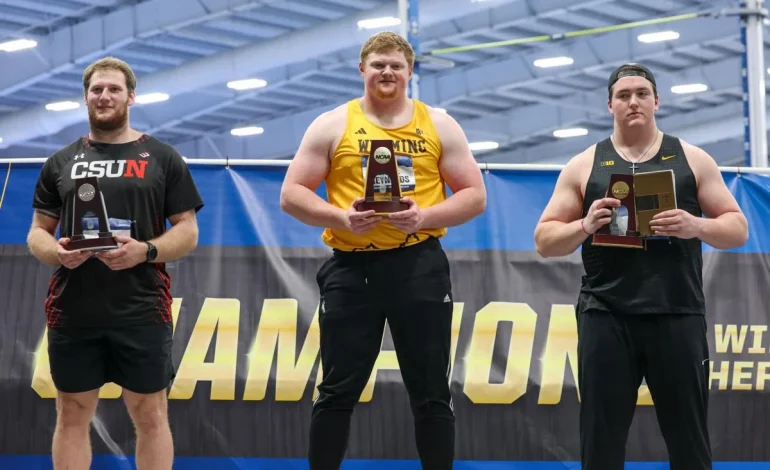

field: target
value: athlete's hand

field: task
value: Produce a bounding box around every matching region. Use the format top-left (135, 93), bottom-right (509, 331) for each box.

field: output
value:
top-left (96, 235), bottom-right (148, 270)
top-left (649, 209), bottom-right (701, 239)
top-left (387, 197), bottom-right (424, 234)
top-left (344, 197), bottom-right (382, 235)
top-left (582, 198), bottom-right (621, 234)
top-left (56, 238), bottom-right (93, 269)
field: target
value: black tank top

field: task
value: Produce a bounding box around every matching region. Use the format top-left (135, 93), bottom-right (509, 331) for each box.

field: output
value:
top-left (579, 133), bottom-right (705, 315)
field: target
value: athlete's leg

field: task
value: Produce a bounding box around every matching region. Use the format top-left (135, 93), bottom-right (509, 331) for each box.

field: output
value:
top-left (309, 254), bottom-right (386, 470)
top-left (123, 389), bottom-right (172, 470)
top-left (385, 241), bottom-right (455, 470)
top-left (47, 327), bottom-right (105, 469)
top-left (107, 322), bottom-right (175, 470)
top-left (53, 389), bottom-right (100, 470)
top-left (577, 310), bottom-right (643, 470)
top-left (643, 314), bottom-right (712, 470)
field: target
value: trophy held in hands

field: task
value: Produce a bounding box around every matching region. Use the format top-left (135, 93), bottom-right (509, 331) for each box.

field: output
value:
top-left (65, 176), bottom-right (119, 252)
top-left (593, 174), bottom-right (644, 248)
top-left (592, 170), bottom-right (676, 249)
top-left (357, 139), bottom-right (409, 215)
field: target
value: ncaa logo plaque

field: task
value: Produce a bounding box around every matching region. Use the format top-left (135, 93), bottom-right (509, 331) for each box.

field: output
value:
top-left (66, 176), bottom-right (119, 252)
top-left (358, 139), bottom-right (408, 215)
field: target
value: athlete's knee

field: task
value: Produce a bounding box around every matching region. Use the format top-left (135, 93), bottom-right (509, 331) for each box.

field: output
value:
top-left (123, 390), bottom-right (169, 434)
top-left (312, 389), bottom-right (360, 415)
top-left (405, 378), bottom-right (453, 420)
top-left (411, 397), bottom-right (454, 422)
top-left (55, 390), bottom-right (99, 431)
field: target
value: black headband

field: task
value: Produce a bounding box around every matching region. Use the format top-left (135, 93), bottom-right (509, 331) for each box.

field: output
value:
top-left (608, 64), bottom-right (657, 93)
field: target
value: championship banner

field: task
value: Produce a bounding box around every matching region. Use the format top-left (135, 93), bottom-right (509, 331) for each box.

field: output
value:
top-left (0, 162), bottom-right (768, 469)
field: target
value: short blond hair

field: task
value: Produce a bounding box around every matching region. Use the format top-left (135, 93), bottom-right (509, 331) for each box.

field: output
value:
top-left (82, 57), bottom-right (137, 93)
top-left (360, 31), bottom-right (415, 67)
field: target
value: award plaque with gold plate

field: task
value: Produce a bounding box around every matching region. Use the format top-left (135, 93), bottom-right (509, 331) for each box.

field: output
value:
top-left (592, 169), bottom-right (676, 249)
top-left (634, 169), bottom-right (677, 237)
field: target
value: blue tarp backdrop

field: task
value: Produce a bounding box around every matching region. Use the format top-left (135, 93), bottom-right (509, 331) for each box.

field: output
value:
top-left (0, 162), bottom-right (769, 469)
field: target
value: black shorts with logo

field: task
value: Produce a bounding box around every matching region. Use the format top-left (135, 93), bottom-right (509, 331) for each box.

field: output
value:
top-left (47, 321), bottom-right (175, 394)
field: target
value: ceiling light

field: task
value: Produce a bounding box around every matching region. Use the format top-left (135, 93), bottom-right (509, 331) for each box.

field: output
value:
top-left (553, 128), bottom-right (589, 138)
top-left (135, 93), bottom-right (169, 104)
top-left (45, 101), bottom-right (80, 111)
top-left (357, 17), bottom-right (401, 29)
top-left (637, 31), bottom-right (680, 43)
top-left (534, 56), bottom-right (574, 68)
top-left (231, 126), bottom-right (264, 137)
top-left (227, 78), bottom-right (268, 91)
top-left (671, 84), bottom-right (708, 94)
top-left (468, 141), bottom-right (499, 151)
top-left (0, 39), bottom-right (37, 52)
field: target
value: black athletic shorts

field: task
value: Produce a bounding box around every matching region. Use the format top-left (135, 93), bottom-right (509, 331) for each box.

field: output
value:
top-left (47, 321), bottom-right (175, 394)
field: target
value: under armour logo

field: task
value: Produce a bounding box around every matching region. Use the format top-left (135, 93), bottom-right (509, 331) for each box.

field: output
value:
top-left (73, 153), bottom-right (85, 160)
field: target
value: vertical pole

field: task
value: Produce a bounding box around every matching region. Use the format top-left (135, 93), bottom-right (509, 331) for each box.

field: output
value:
top-left (399, 0), bottom-right (420, 100)
top-left (740, 22), bottom-right (751, 166)
top-left (742, 0), bottom-right (768, 167)
top-left (399, 0), bottom-right (407, 38)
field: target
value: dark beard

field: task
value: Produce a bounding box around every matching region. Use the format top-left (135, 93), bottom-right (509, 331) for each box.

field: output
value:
top-left (88, 105), bottom-right (128, 132)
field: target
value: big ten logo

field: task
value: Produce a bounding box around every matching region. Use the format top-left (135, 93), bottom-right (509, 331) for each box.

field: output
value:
top-left (31, 300), bottom-right (662, 405)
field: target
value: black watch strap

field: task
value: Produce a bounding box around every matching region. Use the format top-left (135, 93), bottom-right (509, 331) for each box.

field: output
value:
top-left (145, 241), bottom-right (158, 262)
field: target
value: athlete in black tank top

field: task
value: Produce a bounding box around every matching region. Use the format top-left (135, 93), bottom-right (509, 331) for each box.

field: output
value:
top-left (579, 133), bottom-right (705, 315)
top-left (533, 63), bottom-right (748, 470)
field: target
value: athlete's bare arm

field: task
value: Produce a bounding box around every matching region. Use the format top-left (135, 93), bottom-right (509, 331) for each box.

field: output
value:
top-left (149, 209), bottom-right (199, 263)
top-left (27, 211), bottom-right (62, 266)
top-left (280, 105), bottom-right (382, 235)
top-left (280, 106), bottom-right (348, 230)
top-left (412, 107), bottom-right (486, 229)
top-left (96, 208), bottom-right (200, 270)
top-left (27, 211), bottom-right (92, 268)
top-left (649, 140), bottom-right (748, 249)
top-left (534, 146), bottom-right (619, 258)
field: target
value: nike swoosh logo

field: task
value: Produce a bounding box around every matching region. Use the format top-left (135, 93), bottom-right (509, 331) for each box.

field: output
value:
top-left (661, 155), bottom-right (676, 160)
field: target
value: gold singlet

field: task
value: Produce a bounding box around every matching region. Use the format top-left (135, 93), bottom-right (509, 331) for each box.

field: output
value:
top-left (322, 98), bottom-right (447, 251)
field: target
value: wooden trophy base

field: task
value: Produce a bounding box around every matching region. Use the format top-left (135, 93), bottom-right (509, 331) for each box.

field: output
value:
top-left (592, 233), bottom-right (645, 249)
top-left (65, 233), bottom-right (119, 252)
top-left (358, 199), bottom-right (409, 215)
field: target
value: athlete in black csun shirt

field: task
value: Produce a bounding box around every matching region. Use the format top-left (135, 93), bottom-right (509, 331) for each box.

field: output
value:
top-left (27, 57), bottom-right (203, 470)
top-left (33, 134), bottom-right (200, 328)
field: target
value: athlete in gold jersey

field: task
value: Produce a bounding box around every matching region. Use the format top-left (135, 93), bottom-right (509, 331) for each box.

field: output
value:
top-left (281, 31), bottom-right (485, 470)
top-left (322, 97), bottom-right (447, 251)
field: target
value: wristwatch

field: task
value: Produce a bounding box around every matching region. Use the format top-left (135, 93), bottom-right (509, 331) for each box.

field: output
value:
top-left (145, 241), bottom-right (158, 262)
